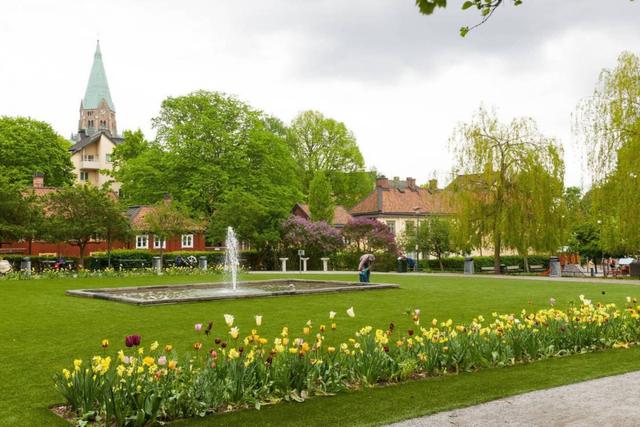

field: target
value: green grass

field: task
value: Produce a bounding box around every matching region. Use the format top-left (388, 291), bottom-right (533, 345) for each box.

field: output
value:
top-left (1, 272), bottom-right (640, 426)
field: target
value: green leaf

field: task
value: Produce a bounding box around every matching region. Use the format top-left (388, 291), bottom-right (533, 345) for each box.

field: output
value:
top-left (462, 1), bottom-right (474, 10)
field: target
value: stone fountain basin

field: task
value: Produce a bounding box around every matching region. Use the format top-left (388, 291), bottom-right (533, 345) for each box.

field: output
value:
top-left (65, 279), bottom-right (400, 305)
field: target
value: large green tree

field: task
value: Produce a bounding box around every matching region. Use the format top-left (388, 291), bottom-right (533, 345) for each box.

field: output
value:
top-left (0, 116), bottom-right (74, 187)
top-left (450, 107), bottom-right (565, 272)
top-left (402, 216), bottom-right (455, 271)
top-left (308, 171), bottom-right (335, 223)
top-left (577, 52), bottom-right (640, 255)
top-left (114, 91), bottom-right (301, 247)
top-left (287, 110), bottom-right (373, 208)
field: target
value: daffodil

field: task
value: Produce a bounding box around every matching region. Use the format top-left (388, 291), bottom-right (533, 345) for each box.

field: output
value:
top-left (150, 341), bottom-right (159, 351)
top-left (229, 327), bottom-right (240, 340)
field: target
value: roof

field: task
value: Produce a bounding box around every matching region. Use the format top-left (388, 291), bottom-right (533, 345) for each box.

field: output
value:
top-left (350, 180), bottom-right (453, 217)
top-left (82, 41), bottom-right (115, 111)
top-left (69, 130), bottom-right (122, 153)
top-left (292, 203), bottom-right (353, 227)
top-left (127, 204), bottom-right (204, 232)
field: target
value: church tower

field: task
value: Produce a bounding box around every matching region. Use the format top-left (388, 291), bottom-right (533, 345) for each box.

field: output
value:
top-left (78, 41), bottom-right (117, 136)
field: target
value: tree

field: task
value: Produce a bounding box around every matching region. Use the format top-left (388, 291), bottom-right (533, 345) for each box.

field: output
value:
top-left (287, 110), bottom-right (372, 207)
top-left (450, 107), bottom-right (565, 273)
top-left (0, 116), bottom-right (74, 187)
top-left (401, 217), bottom-right (455, 271)
top-left (0, 177), bottom-right (34, 248)
top-left (281, 216), bottom-right (344, 260)
top-left (115, 91), bottom-right (302, 248)
top-left (576, 53), bottom-right (640, 255)
top-left (308, 172), bottom-right (335, 223)
top-left (98, 199), bottom-right (131, 268)
top-left (342, 217), bottom-right (397, 254)
top-left (45, 185), bottom-right (118, 268)
top-left (143, 199), bottom-right (195, 263)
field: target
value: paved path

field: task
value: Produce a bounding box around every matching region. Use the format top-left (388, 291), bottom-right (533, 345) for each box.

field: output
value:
top-left (249, 270), bottom-right (640, 286)
top-left (388, 371), bottom-right (640, 427)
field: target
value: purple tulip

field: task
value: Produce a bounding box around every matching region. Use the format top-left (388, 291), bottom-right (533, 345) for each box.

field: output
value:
top-left (125, 335), bottom-right (141, 347)
top-left (195, 323), bottom-right (203, 332)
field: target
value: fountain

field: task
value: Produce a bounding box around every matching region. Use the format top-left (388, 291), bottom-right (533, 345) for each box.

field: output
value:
top-left (66, 226), bottom-right (399, 305)
top-left (224, 226), bottom-right (240, 291)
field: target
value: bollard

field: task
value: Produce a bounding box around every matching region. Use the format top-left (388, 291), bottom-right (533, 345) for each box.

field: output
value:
top-left (21, 257), bottom-right (31, 275)
top-left (464, 257), bottom-right (474, 275)
top-left (198, 256), bottom-right (207, 270)
top-left (549, 256), bottom-right (561, 278)
top-left (301, 257), bottom-right (309, 272)
top-left (279, 258), bottom-right (288, 272)
top-left (321, 257), bottom-right (330, 272)
top-left (152, 256), bottom-right (162, 275)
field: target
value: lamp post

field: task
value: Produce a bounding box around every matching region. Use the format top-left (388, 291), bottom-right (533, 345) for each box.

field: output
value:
top-left (413, 206), bottom-right (421, 272)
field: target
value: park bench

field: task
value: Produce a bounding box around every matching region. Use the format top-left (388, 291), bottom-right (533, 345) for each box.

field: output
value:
top-left (480, 266), bottom-right (496, 273)
top-left (529, 264), bottom-right (546, 272)
top-left (505, 265), bottom-right (522, 273)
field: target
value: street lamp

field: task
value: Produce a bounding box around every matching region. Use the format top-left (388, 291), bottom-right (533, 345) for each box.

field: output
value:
top-left (413, 206), bottom-right (421, 272)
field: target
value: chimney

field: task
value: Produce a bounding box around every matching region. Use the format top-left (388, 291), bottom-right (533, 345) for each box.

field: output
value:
top-left (428, 179), bottom-right (438, 191)
top-left (406, 177), bottom-right (416, 190)
top-left (375, 176), bottom-right (389, 189)
top-left (33, 172), bottom-right (44, 188)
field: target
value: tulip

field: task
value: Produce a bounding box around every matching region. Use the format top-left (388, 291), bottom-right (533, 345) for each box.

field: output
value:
top-left (229, 327), bottom-right (240, 339)
top-left (164, 344), bottom-right (173, 352)
top-left (214, 337), bottom-right (222, 345)
top-left (224, 314), bottom-right (234, 327)
top-left (125, 335), bottom-right (141, 348)
top-left (193, 342), bottom-right (203, 350)
top-left (210, 349), bottom-right (218, 358)
top-left (101, 339), bottom-right (109, 349)
top-left (255, 315), bottom-right (262, 326)
top-left (347, 307), bottom-right (355, 318)
top-left (205, 322), bottom-right (213, 336)
top-left (157, 356), bottom-right (167, 366)
top-left (194, 323), bottom-right (203, 332)
top-left (329, 311), bottom-right (337, 319)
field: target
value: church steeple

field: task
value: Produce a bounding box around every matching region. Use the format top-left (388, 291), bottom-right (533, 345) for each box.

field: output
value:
top-left (78, 40), bottom-right (117, 136)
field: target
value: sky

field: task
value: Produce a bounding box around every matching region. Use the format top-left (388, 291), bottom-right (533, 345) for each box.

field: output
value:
top-left (1, 0), bottom-right (639, 188)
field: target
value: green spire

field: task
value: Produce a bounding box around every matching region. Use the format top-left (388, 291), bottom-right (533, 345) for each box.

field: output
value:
top-left (82, 41), bottom-right (115, 111)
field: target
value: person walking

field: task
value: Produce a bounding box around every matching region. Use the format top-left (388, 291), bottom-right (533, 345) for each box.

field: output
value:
top-left (358, 254), bottom-right (375, 283)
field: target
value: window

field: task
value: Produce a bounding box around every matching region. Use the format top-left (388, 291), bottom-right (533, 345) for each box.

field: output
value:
top-left (181, 234), bottom-right (194, 249)
top-left (135, 235), bottom-right (149, 249)
top-left (79, 171), bottom-right (89, 181)
top-left (88, 120), bottom-right (94, 128)
top-left (386, 220), bottom-right (396, 235)
top-left (83, 154), bottom-right (95, 161)
top-left (105, 154), bottom-right (112, 163)
top-left (153, 235), bottom-right (166, 249)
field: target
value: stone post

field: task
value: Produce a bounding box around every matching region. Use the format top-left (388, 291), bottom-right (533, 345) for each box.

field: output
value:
top-left (301, 257), bottom-right (309, 272)
top-left (198, 256), bottom-right (207, 270)
top-left (152, 256), bottom-right (162, 274)
top-left (279, 257), bottom-right (288, 272)
top-left (549, 256), bottom-right (561, 278)
top-left (21, 257), bottom-right (31, 275)
top-left (464, 257), bottom-right (474, 275)
top-left (321, 257), bottom-right (330, 272)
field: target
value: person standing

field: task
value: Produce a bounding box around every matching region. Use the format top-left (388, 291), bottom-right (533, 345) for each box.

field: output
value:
top-left (358, 254), bottom-right (375, 283)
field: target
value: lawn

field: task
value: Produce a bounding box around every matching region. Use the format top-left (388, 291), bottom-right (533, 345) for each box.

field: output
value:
top-left (1, 272), bottom-right (640, 426)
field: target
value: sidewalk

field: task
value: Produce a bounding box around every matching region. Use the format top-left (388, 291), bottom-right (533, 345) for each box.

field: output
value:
top-left (388, 370), bottom-right (640, 426)
top-left (248, 270), bottom-right (640, 286)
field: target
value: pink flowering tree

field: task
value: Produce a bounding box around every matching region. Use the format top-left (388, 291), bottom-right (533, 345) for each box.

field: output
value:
top-left (342, 217), bottom-right (397, 254)
top-left (282, 216), bottom-right (344, 259)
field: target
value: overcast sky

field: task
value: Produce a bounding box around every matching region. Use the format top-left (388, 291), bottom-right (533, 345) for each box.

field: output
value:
top-left (1, 1), bottom-right (639, 188)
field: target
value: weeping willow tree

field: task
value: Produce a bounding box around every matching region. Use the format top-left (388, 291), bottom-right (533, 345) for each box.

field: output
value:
top-left (450, 107), bottom-right (565, 272)
top-left (576, 52), bottom-right (640, 255)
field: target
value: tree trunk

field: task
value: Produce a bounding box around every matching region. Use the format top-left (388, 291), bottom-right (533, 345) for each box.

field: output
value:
top-left (523, 255), bottom-right (529, 273)
top-left (78, 243), bottom-right (86, 270)
top-left (107, 233), bottom-right (112, 269)
top-left (493, 235), bottom-right (501, 274)
top-left (438, 253), bottom-right (444, 271)
top-left (28, 238), bottom-right (33, 255)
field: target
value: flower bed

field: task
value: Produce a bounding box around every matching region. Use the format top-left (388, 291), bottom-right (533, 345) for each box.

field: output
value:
top-left (55, 296), bottom-right (640, 426)
top-left (0, 265), bottom-right (227, 281)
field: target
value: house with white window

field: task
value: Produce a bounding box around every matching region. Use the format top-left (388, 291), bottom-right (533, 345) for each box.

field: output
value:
top-left (127, 205), bottom-right (206, 252)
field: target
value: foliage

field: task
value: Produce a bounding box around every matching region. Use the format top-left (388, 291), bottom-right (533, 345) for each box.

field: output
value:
top-left (143, 200), bottom-right (194, 261)
top-left (576, 52), bottom-right (640, 181)
top-left (401, 217), bottom-right (455, 270)
top-left (114, 91), bottom-right (301, 247)
top-left (0, 116), bottom-right (74, 187)
top-left (56, 296), bottom-right (640, 425)
top-left (449, 107), bottom-right (565, 272)
top-left (308, 172), bottom-right (335, 223)
top-left (287, 110), bottom-right (372, 208)
top-left (342, 217), bottom-right (397, 254)
top-left (44, 185), bottom-right (123, 268)
top-left (281, 216), bottom-right (344, 260)
top-left (329, 251), bottom-right (399, 272)
top-left (414, 0), bottom-right (524, 37)
top-left (0, 176), bottom-right (43, 247)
